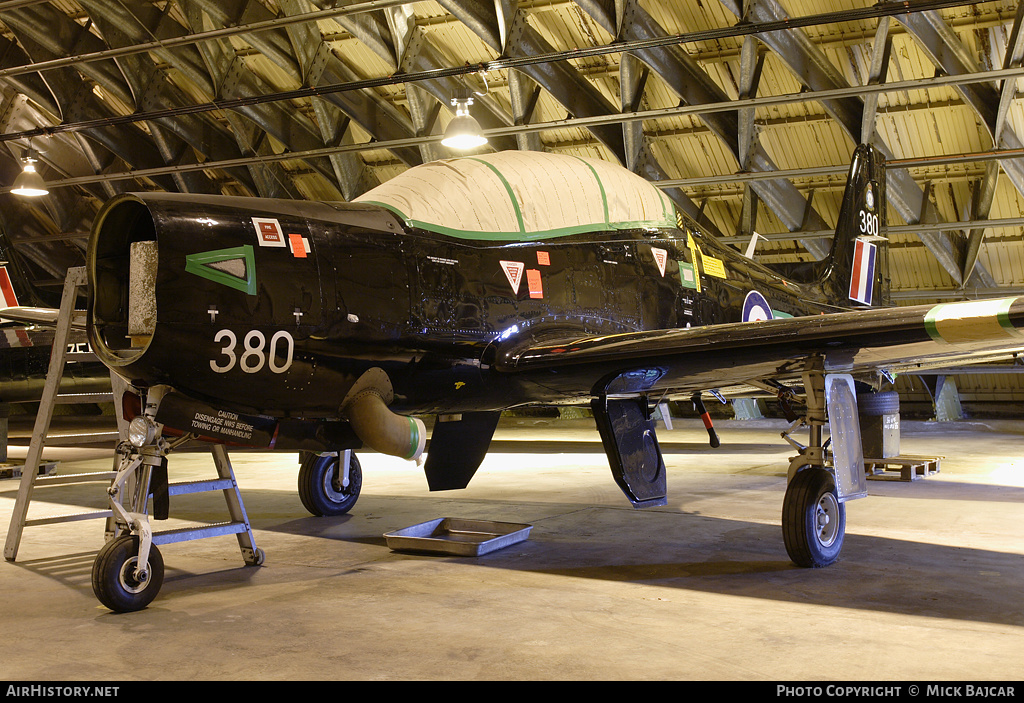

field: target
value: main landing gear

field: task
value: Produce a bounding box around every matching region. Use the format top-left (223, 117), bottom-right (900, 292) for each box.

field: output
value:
top-left (778, 358), bottom-right (867, 568)
top-left (590, 357), bottom-right (867, 568)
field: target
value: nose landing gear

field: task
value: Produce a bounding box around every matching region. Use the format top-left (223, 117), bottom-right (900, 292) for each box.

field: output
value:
top-left (92, 418), bottom-right (263, 612)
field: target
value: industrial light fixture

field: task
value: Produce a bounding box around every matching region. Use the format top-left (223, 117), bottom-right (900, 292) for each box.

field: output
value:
top-left (11, 148), bottom-right (48, 197)
top-left (442, 83), bottom-right (487, 150)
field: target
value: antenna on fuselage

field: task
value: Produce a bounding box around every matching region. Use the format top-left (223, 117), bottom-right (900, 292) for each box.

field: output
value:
top-left (744, 230), bottom-right (765, 259)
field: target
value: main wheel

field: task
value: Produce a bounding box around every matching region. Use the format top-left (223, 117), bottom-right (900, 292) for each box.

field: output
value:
top-left (782, 468), bottom-right (846, 568)
top-left (298, 452), bottom-right (362, 516)
top-left (92, 535), bottom-right (165, 613)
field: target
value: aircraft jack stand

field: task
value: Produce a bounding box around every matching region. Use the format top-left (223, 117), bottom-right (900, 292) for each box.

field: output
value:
top-left (778, 358), bottom-right (867, 568)
top-left (93, 435), bottom-right (264, 613)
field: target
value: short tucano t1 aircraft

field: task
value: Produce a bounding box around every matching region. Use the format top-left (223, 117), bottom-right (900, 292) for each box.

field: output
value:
top-left (8, 144), bottom-right (1024, 611)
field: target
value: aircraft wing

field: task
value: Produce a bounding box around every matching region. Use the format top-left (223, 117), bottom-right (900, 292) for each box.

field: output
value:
top-left (0, 306), bottom-right (87, 330)
top-left (492, 297), bottom-right (1024, 395)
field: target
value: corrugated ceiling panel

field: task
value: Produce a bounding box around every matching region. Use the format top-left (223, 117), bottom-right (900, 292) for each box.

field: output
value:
top-left (2, 0), bottom-right (1023, 311)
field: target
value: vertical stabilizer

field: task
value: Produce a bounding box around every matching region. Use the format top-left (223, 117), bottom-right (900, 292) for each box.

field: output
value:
top-left (0, 266), bottom-right (20, 308)
top-left (0, 235), bottom-right (61, 309)
top-left (821, 144), bottom-right (889, 307)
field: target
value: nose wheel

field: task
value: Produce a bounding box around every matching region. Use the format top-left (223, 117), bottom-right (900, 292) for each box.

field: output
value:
top-left (92, 535), bottom-right (165, 613)
top-left (782, 467), bottom-right (846, 568)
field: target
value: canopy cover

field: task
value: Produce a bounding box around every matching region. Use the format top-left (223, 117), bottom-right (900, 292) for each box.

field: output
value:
top-left (354, 150), bottom-right (676, 241)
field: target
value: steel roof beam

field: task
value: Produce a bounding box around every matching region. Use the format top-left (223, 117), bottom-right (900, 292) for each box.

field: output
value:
top-left (501, 10), bottom-right (626, 164)
top-left (398, 28), bottom-right (517, 155)
top-left (195, 0), bottom-right (423, 169)
top-left (965, 3), bottom-right (1024, 284)
top-left (582, 0), bottom-right (830, 258)
top-left (434, 0), bottom-right (711, 225)
top-left (508, 69), bottom-right (544, 153)
top-left (896, 8), bottom-right (1024, 280)
top-left (279, 2), bottom-right (377, 200)
top-left (177, 0), bottom-right (337, 197)
top-left (0, 20), bottom-right (177, 194)
top-left (72, 0), bottom-right (259, 195)
top-left (718, 0), bottom-right (992, 287)
top-left (78, 1), bottom-right (223, 196)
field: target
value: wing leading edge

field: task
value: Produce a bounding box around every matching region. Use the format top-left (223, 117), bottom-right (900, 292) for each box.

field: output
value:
top-left (491, 297), bottom-right (1024, 396)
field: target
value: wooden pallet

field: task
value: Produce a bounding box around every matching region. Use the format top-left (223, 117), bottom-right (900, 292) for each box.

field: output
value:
top-left (864, 455), bottom-right (942, 481)
top-left (0, 461), bottom-right (57, 480)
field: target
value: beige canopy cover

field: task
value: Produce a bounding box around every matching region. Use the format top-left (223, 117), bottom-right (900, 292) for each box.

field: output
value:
top-left (354, 150), bottom-right (675, 241)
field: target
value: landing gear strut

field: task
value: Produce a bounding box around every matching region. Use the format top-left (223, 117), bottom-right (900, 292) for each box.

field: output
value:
top-left (92, 436), bottom-right (175, 613)
top-left (779, 358), bottom-right (867, 568)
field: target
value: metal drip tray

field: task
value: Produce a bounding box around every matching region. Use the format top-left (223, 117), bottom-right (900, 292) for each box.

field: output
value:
top-left (384, 518), bottom-right (532, 557)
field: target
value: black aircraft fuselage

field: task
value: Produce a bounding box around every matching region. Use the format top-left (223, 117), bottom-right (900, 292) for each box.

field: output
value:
top-left (89, 197), bottom-right (841, 419)
top-left (87, 146), bottom-right (886, 464)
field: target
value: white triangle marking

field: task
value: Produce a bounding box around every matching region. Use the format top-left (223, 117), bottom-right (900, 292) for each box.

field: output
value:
top-left (651, 247), bottom-right (667, 277)
top-left (500, 261), bottom-right (525, 294)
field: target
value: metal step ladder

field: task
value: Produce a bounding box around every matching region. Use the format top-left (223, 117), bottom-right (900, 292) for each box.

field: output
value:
top-left (142, 443), bottom-right (263, 568)
top-left (3, 267), bottom-right (114, 561)
top-left (4, 267), bottom-right (262, 571)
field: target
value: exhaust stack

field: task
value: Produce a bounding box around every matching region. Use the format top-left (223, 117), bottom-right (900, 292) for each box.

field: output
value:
top-left (342, 368), bottom-right (425, 461)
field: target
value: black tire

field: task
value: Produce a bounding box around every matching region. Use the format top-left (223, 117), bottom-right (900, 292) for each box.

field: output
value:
top-left (297, 452), bottom-right (362, 516)
top-left (782, 468), bottom-right (846, 568)
top-left (91, 535), bottom-right (165, 613)
top-left (857, 390), bottom-right (900, 416)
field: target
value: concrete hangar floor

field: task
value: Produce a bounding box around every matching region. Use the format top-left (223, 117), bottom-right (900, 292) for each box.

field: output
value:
top-left (1, 415), bottom-right (1022, 681)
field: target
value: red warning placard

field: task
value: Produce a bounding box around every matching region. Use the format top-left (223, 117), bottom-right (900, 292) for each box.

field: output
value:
top-left (252, 217), bottom-right (286, 247)
top-left (526, 269), bottom-right (543, 299)
top-left (289, 233), bottom-right (309, 258)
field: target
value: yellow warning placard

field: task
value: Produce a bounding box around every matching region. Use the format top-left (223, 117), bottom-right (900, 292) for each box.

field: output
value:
top-left (685, 233), bottom-right (701, 293)
top-left (699, 250), bottom-right (727, 279)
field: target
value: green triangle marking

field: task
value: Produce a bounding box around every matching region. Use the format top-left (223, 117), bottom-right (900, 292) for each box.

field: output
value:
top-left (185, 245), bottom-right (257, 295)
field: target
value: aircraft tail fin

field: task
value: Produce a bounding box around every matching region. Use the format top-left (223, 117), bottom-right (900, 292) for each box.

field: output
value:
top-left (0, 235), bottom-right (65, 310)
top-left (0, 266), bottom-right (21, 309)
top-left (821, 143), bottom-right (889, 308)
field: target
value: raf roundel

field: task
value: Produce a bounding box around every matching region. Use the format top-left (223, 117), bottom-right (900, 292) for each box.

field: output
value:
top-left (742, 290), bottom-right (774, 322)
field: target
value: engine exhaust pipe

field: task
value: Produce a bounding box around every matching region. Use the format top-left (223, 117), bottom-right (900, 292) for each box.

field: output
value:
top-left (341, 368), bottom-right (426, 461)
